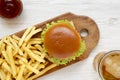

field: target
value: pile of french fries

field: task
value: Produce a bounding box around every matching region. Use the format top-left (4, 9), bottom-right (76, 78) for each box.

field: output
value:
top-left (0, 26), bottom-right (57, 80)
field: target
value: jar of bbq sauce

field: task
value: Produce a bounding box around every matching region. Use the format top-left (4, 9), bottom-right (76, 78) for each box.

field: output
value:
top-left (0, 0), bottom-right (23, 19)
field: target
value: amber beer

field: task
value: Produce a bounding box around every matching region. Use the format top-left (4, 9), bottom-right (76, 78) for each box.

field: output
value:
top-left (94, 50), bottom-right (120, 80)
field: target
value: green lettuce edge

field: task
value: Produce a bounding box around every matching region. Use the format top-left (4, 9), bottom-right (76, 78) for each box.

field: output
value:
top-left (41, 20), bottom-right (86, 65)
top-left (49, 40), bottom-right (86, 65)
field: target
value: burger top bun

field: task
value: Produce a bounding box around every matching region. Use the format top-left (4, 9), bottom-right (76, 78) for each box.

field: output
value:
top-left (44, 23), bottom-right (81, 59)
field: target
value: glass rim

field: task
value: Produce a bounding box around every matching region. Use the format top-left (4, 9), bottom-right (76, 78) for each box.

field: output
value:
top-left (97, 50), bottom-right (120, 80)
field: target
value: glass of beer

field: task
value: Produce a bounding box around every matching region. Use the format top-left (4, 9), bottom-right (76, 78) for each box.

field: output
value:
top-left (94, 50), bottom-right (120, 80)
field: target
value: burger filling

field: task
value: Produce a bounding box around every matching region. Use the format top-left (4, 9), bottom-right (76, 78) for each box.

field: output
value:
top-left (41, 20), bottom-right (86, 65)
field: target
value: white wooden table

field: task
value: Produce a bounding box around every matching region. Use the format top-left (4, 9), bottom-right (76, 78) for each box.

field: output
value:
top-left (0, 0), bottom-right (120, 80)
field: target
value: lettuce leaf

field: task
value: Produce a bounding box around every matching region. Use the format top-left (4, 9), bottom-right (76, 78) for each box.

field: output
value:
top-left (49, 40), bottom-right (86, 65)
top-left (41, 20), bottom-right (86, 65)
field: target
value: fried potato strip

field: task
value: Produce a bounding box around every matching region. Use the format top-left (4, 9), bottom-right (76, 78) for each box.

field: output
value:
top-left (0, 26), bottom-right (58, 80)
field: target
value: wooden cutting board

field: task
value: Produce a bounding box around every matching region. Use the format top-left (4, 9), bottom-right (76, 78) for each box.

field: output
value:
top-left (14, 12), bottom-right (100, 78)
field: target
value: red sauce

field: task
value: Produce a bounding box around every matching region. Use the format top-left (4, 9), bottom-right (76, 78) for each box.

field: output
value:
top-left (44, 23), bottom-right (81, 59)
top-left (0, 0), bottom-right (23, 18)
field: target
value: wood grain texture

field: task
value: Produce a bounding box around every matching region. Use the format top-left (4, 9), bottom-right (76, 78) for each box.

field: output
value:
top-left (13, 12), bottom-right (99, 79)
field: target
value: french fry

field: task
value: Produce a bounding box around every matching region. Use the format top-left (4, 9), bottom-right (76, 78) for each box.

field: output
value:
top-left (0, 59), bottom-right (4, 65)
top-left (25, 63), bottom-right (39, 74)
top-left (2, 61), bottom-right (12, 74)
top-left (28, 39), bottom-right (42, 44)
top-left (27, 40), bottom-right (42, 48)
top-left (30, 38), bottom-right (42, 41)
top-left (16, 65), bottom-right (25, 80)
top-left (25, 62), bottom-right (40, 79)
top-left (10, 36), bottom-right (19, 44)
top-left (12, 35), bottom-right (20, 41)
top-left (1, 42), bottom-right (6, 52)
top-left (19, 26), bottom-right (35, 47)
top-left (2, 51), bottom-right (10, 64)
top-left (8, 36), bottom-right (23, 55)
top-left (27, 64), bottom-right (58, 80)
top-left (21, 42), bottom-right (27, 52)
top-left (4, 38), bottom-right (14, 50)
top-left (0, 26), bottom-right (56, 80)
top-left (25, 28), bottom-right (42, 42)
top-left (28, 45), bottom-right (37, 50)
top-left (37, 64), bottom-right (45, 70)
top-left (6, 73), bottom-right (11, 80)
top-left (16, 55), bottom-right (28, 63)
top-left (24, 47), bottom-right (45, 63)
top-left (7, 46), bottom-right (16, 76)
top-left (35, 44), bottom-right (44, 52)
top-left (32, 50), bottom-right (42, 56)
top-left (0, 69), bottom-right (6, 80)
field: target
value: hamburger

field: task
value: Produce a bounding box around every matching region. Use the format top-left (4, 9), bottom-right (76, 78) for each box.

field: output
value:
top-left (41, 20), bottom-right (86, 65)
